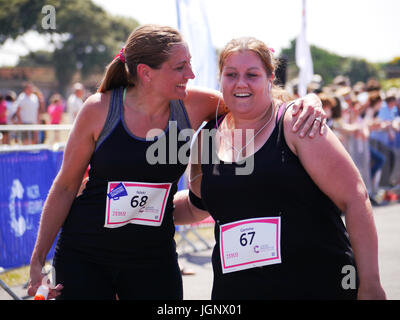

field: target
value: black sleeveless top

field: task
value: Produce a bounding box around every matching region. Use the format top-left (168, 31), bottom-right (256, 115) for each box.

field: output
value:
top-left (200, 104), bottom-right (358, 300)
top-left (55, 87), bottom-right (191, 266)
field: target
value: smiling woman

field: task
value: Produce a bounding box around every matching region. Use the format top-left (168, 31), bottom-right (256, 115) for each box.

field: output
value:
top-left (27, 24), bottom-right (233, 300)
top-left (175, 36), bottom-right (386, 300)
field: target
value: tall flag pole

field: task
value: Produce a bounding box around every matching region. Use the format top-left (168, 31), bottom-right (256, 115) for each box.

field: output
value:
top-left (296, 0), bottom-right (313, 97)
top-left (176, 0), bottom-right (218, 90)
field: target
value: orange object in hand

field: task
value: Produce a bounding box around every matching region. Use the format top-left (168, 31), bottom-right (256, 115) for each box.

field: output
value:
top-left (34, 285), bottom-right (49, 300)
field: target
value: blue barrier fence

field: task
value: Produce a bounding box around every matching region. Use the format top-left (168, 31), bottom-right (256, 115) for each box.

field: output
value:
top-left (0, 149), bottom-right (63, 269)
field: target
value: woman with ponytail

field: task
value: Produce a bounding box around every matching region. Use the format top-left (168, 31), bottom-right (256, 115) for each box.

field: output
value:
top-left (28, 25), bottom-right (326, 300)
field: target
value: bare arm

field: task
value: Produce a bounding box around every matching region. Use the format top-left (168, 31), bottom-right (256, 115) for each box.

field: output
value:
top-left (173, 188), bottom-right (210, 225)
top-left (284, 111), bottom-right (386, 300)
top-left (173, 130), bottom-right (210, 225)
top-left (27, 93), bottom-right (109, 298)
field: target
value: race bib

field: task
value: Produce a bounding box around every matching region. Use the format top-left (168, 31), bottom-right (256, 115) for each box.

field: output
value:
top-left (105, 181), bottom-right (172, 228)
top-left (219, 217), bottom-right (281, 274)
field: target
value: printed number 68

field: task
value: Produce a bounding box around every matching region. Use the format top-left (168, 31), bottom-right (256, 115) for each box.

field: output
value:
top-left (131, 195), bottom-right (148, 208)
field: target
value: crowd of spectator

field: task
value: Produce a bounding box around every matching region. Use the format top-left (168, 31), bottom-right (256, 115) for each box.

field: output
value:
top-left (291, 75), bottom-right (400, 204)
top-left (0, 81), bottom-right (85, 145)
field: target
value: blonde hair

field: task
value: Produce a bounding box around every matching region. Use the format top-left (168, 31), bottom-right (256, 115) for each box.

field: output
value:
top-left (218, 37), bottom-right (290, 102)
top-left (98, 24), bottom-right (183, 93)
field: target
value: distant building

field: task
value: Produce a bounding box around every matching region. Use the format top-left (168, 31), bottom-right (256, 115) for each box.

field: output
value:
top-left (0, 66), bottom-right (102, 100)
top-left (0, 66), bottom-right (57, 98)
top-left (385, 65), bottom-right (400, 79)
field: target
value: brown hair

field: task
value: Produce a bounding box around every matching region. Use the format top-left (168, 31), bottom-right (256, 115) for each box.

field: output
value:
top-left (368, 91), bottom-right (382, 107)
top-left (98, 24), bottom-right (183, 93)
top-left (318, 93), bottom-right (336, 109)
top-left (218, 37), bottom-right (289, 102)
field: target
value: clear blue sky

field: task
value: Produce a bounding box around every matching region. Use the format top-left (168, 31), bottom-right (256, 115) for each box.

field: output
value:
top-left (1, 0), bottom-right (399, 66)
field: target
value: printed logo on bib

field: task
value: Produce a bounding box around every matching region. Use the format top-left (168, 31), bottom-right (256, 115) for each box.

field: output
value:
top-left (219, 217), bottom-right (281, 274)
top-left (105, 182), bottom-right (172, 228)
top-left (107, 182), bottom-right (128, 200)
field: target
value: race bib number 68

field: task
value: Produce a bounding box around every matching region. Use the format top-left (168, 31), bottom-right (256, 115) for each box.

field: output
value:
top-left (105, 181), bottom-right (172, 228)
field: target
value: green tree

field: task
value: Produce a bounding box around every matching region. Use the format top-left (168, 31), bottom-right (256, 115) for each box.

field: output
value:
top-left (0, 0), bottom-right (46, 42)
top-left (280, 39), bottom-right (381, 85)
top-left (0, 0), bottom-right (139, 93)
top-left (342, 58), bottom-right (379, 85)
top-left (17, 50), bottom-right (53, 67)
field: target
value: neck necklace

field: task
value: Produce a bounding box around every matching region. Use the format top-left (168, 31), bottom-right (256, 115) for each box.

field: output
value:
top-left (217, 103), bottom-right (276, 162)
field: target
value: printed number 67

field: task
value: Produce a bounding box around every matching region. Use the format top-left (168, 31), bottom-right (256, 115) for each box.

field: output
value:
top-left (240, 231), bottom-right (255, 246)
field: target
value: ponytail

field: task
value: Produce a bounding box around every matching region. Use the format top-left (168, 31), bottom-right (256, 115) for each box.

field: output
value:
top-left (97, 57), bottom-right (131, 93)
top-left (98, 24), bottom-right (184, 93)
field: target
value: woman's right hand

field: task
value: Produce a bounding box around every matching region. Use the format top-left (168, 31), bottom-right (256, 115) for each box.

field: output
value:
top-left (27, 260), bottom-right (63, 299)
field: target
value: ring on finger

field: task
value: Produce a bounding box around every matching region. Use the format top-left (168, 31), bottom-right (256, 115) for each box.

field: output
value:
top-left (314, 116), bottom-right (322, 122)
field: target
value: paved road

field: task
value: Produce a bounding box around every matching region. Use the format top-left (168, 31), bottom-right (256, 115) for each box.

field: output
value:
top-left (179, 203), bottom-right (400, 300)
top-left (1, 203), bottom-right (399, 300)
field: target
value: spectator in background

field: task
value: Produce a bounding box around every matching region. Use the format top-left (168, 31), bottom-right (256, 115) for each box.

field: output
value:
top-left (33, 85), bottom-right (46, 115)
top-left (5, 90), bottom-right (17, 124)
top-left (388, 89), bottom-right (400, 188)
top-left (66, 83), bottom-right (84, 123)
top-left (48, 94), bottom-right (64, 125)
top-left (388, 89), bottom-right (400, 147)
top-left (2, 91), bottom-right (17, 144)
top-left (0, 94), bottom-right (7, 144)
top-left (336, 86), bottom-right (372, 194)
top-left (369, 88), bottom-right (399, 193)
top-left (372, 88), bottom-right (400, 147)
top-left (366, 78), bottom-right (381, 93)
top-left (365, 92), bottom-right (387, 198)
top-left (318, 92), bottom-right (337, 131)
top-left (353, 81), bottom-right (366, 96)
top-left (328, 96), bottom-right (348, 146)
top-left (47, 93), bottom-right (65, 143)
top-left (15, 82), bottom-right (40, 144)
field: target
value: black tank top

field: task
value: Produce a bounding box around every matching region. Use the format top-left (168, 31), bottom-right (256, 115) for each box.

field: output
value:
top-left (55, 87), bottom-right (191, 266)
top-left (200, 104), bottom-right (358, 299)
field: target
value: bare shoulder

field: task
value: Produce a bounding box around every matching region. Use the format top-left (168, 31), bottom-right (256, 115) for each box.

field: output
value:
top-left (283, 104), bottom-right (343, 160)
top-left (183, 86), bottom-right (222, 129)
top-left (81, 91), bottom-right (111, 115)
top-left (282, 103), bottom-right (327, 155)
top-left (281, 104), bottom-right (300, 155)
top-left (74, 91), bottom-right (112, 141)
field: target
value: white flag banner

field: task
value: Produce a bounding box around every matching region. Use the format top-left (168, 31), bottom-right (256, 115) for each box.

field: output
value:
top-left (176, 0), bottom-right (218, 89)
top-left (296, 0), bottom-right (313, 97)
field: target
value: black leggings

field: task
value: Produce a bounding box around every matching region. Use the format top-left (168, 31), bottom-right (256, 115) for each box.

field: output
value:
top-left (53, 254), bottom-right (183, 300)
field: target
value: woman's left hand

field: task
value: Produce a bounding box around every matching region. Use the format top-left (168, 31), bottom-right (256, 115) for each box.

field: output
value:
top-left (357, 282), bottom-right (387, 300)
top-left (291, 93), bottom-right (327, 138)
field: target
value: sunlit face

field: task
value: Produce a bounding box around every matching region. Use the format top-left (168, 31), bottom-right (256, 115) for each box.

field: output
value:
top-left (24, 84), bottom-right (33, 95)
top-left (151, 43), bottom-right (195, 100)
top-left (220, 50), bottom-right (273, 119)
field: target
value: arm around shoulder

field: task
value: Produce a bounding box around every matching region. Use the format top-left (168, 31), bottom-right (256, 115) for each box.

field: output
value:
top-left (183, 86), bottom-right (224, 130)
top-left (173, 129), bottom-right (210, 225)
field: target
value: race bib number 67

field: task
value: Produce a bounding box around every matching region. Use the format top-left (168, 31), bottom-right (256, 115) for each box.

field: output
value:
top-left (220, 217), bottom-right (281, 274)
top-left (105, 181), bottom-right (172, 228)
